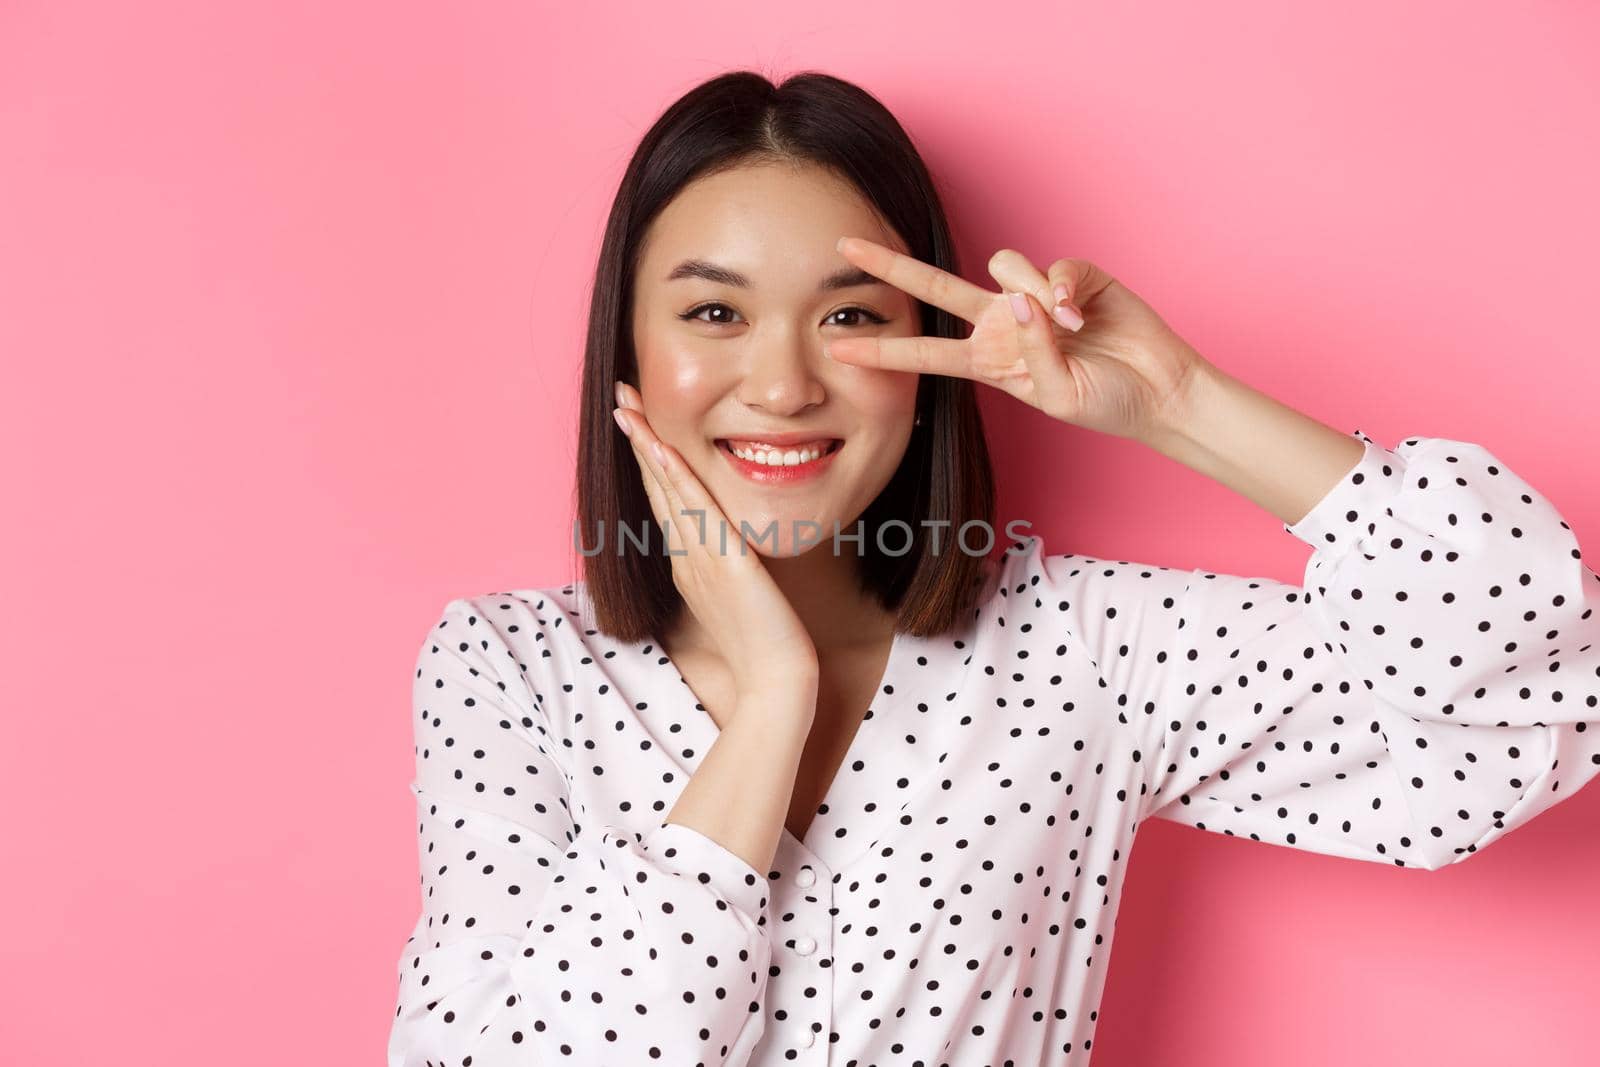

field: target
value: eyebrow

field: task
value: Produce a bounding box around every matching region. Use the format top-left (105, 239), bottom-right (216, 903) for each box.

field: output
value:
top-left (664, 259), bottom-right (883, 292)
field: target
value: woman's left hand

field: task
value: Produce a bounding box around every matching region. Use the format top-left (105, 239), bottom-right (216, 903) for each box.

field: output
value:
top-left (826, 236), bottom-right (1209, 443)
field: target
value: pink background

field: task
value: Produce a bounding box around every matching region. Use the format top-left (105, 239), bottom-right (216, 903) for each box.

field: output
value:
top-left (3, 1), bottom-right (1596, 1064)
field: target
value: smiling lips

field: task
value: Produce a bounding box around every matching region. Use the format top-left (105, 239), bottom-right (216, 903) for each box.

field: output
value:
top-left (714, 436), bottom-right (844, 483)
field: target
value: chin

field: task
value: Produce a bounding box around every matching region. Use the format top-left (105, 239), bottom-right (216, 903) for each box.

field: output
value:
top-left (714, 510), bottom-right (842, 560)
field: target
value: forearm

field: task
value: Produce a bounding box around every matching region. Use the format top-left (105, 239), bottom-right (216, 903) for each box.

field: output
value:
top-left (1140, 359), bottom-right (1367, 526)
top-left (665, 677), bottom-right (819, 877)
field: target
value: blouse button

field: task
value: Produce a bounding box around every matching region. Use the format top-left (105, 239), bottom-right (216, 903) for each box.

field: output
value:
top-left (794, 867), bottom-right (816, 888)
top-left (794, 935), bottom-right (816, 955)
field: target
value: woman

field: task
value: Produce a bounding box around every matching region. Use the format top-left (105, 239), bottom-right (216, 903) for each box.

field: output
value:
top-left (389, 70), bottom-right (1599, 1066)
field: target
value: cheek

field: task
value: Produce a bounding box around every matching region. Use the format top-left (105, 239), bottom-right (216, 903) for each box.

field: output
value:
top-left (833, 371), bottom-right (919, 496)
top-left (837, 368), bottom-right (919, 420)
top-left (635, 345), bottom-right (726, 432)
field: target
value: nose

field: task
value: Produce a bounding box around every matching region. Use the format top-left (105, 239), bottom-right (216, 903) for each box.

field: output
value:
top-left (736, 337), bottom-right (827, 417)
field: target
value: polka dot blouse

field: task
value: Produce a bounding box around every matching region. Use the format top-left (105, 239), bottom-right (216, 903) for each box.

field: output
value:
top-left (389, 428), bottom-right (1599, 1066)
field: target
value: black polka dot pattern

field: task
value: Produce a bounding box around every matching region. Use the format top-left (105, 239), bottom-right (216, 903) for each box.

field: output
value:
top-left (1038, 430), bottom-right (1599, 871)
top-left (389, 428), bottom-right (1599, 1066)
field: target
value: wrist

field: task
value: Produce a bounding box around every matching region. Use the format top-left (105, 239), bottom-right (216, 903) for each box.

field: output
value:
top-left (734, 662), bottom-right (819, 709)
top-left (1139, 353), bottom-right (1227, 458)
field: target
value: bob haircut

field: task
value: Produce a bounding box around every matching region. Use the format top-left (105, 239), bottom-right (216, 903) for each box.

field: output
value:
top-left (576, 69), bottom-right (997, 644)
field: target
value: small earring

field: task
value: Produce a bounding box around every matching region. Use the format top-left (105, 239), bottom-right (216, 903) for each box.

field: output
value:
top-left (914, 412), bottom-right (923, 427)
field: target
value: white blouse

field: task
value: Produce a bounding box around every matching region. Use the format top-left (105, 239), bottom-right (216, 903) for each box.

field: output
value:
top-left (388, 428), bottom-right (1599, 1067)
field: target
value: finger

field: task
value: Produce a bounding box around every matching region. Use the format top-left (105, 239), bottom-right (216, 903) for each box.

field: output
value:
top-left (634, 441), bottom-right (672, 528)
top-left (614, 383), bottom-right (697, 524)
top-left (1045, 258), bottom-right (1114, 329)
top-left (979, 251), bottom-right (1081, 331)
top-left (824, 334), bottom-right (973, 377)
top-left (614, 405), bottom-right (688, 547)
top-left (647, 433), bottom-right (748, 559)
top-left (612, 385), bottom-right (695, 546)
top-left (1007, 291), bottom-right (1078, 412)
top-left (614, 380), bottom-right (644, 412)
top-left (619, 410), bottom-right (702, 556)
top-left (617, 406), bottom-right (731, 562)
top-left (836, 235), bottom-right (993, 325)
top-left (615, 408), bottom-right (671, 528)
top-left (985, 249), bottom-right (1062, 322)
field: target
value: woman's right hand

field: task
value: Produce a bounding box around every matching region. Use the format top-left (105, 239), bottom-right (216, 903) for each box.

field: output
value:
top-left (613, 382), bottom-right (820, 704)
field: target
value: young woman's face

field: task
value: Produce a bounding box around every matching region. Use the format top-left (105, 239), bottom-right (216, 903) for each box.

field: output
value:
top-left (629, 161), bottom-right (922, 557)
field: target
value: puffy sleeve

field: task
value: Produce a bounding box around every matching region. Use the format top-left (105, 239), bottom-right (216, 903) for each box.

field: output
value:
top-left (387, 597), bottom-right (775, 1066)
top-left (1025, 428), bottom-right (1600, 870)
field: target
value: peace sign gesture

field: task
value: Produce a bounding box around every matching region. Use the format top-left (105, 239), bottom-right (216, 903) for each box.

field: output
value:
top-left (824, 236), bottom-right (1210, 443)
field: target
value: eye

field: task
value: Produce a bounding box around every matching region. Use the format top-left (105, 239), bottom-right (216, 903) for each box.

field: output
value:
top-left (825, 306), bottom-right (890, 328)
top-left (679, 302), bottom-right (744, 326)
top-left (672, 302), bottom-right (889, 327)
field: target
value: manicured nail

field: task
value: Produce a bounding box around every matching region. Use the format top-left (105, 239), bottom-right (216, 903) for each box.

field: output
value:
top-left (650, 440), bottom-right (666, 464)
top-left (1053, 303), bottom-right (1085, 331)
top-left (1008, 290), bottom-right (1031, 323)
top-left (1053, 283), bottom-right (1070, 304)
top-left (613, 407), bottom-right (630, 435)
top-left (613, 381), bottom-right (625, 407)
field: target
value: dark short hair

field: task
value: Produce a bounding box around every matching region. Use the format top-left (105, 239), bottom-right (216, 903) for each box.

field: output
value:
top-left (574, 69), bottom-right (996, 643)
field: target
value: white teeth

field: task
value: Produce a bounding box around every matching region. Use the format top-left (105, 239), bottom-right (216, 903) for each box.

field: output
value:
top-left (729, 443), bottom-right (827, 465)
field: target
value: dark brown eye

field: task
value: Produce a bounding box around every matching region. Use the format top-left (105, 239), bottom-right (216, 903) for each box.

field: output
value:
top-left (679, 302), bottom-right (742, 325)
top-left (827, 306), bottom-right (890, 328)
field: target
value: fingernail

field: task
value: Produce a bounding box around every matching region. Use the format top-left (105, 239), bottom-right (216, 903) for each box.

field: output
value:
top-left (1053, 283), bottom-right (1070, 304)
top-left (822, 344), bottom-right (833, 360)
top-left (1052, 303), bottom-right (1085, 331)
top-left (613, 407), bottom-right (630, 435)
top-left (1008, 290), bottom-right (1031, 323)
top-left (613, 381), bottom-right (625, 407)
top-left (650, 440), bottom-right (666, 464)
